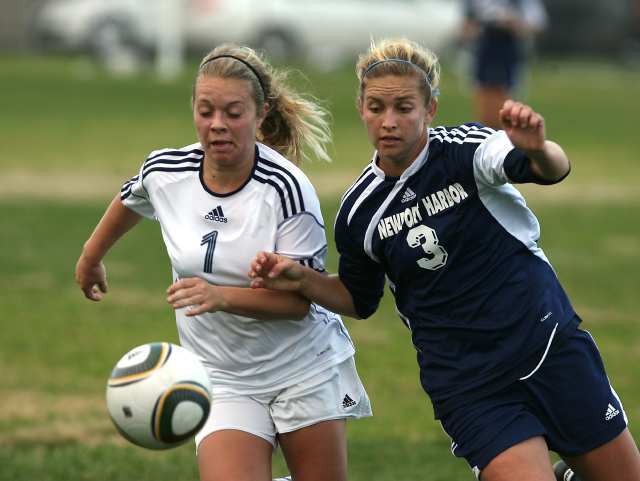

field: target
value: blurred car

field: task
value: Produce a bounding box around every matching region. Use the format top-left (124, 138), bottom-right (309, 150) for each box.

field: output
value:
top-left (32, 0), bottom-right (463, 68)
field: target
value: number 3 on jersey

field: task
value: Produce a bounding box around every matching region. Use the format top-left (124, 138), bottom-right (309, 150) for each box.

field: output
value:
top-left (201, 231), bottom-right (218, 273)
top-left (406, 224), bottom-right (448, 270)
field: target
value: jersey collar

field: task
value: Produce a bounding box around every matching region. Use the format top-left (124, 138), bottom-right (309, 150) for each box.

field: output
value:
top-left (198, 144), bottom-right (259, 197)
top-left (370, 136), bottom-right (431, 182)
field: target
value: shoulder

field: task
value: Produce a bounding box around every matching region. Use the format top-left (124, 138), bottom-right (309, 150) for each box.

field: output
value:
top-left (339, 163), bottom-right (377, 209)
top-left (430, 123), bottom-right (497, 148)
top-left (145, 142), bottom-right (203, 164)
top-left (336, 162), bottom-right (380, 231)
top-left (140, 142), bottom-right (204, 182)
top-left (428, 124), bottom-right (500, 173)
top-left (254, 143), bottom-right (311, 186)
top-left (253, 142), bottom-right (319, 218)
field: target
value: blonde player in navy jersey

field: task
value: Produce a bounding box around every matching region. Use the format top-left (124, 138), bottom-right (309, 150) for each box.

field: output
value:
top-left (75, 44), bottom-right (371, 481)
top-left (250, 38), bottom-right (640, 481)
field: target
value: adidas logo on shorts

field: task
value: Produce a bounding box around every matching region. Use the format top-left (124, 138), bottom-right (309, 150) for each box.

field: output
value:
top-left (605, 403), bottom-right (620, 421)
top-left (342, 394), bottom-right (356, 409)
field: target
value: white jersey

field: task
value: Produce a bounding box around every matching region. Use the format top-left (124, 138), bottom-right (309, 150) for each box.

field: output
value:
top-left (121, 142), bottom-right (355, 396)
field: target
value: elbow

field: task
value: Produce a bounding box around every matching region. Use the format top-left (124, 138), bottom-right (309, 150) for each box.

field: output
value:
top-left (354, 301), bottom-right (379, 320)
top-left (554, 162), bottom-right (571, 184)
top-left (541, 141), bottom-right (571, 184)
top-left (543, 161), bottom-right (571, 185)
top-left (291, 298), bottom-right (312, 321)
top-left (529, 157), bottom-right (571, 185)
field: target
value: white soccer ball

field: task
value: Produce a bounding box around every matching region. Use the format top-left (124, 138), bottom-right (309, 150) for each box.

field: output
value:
top-left (106, 342), bottom-right (212, 450)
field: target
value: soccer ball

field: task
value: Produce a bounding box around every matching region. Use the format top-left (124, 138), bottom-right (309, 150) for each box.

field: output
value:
top-left (106, 342), bottom-right (212, 450)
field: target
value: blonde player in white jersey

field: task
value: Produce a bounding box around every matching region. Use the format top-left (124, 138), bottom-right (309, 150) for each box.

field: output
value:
top-left (75, 44), bottom-right (371, 481)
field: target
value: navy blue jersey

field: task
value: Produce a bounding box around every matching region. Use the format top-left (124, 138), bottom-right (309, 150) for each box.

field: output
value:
top-left (335, 124), bottom-right (576, 418)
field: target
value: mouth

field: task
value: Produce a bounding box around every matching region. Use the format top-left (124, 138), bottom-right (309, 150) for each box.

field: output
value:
top-left (379, 136), bottom-right (401, 145)
top-left (209, 140), bottom-right (233, 149)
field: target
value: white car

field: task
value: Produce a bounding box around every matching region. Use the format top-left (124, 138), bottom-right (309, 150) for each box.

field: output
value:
top-left (33, 0), bottom-right (463, 69)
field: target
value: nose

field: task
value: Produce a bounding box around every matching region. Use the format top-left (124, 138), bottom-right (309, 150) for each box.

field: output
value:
top-left (209, 112), bottom-right (227, 132)
top-left (381, 109), bottom-right (398, 131)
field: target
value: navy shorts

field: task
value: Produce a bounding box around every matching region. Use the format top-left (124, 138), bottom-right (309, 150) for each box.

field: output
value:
top-left (439, 327), bottom-right (628, 477)
top-left (473, 35), bottom-right (522, 90)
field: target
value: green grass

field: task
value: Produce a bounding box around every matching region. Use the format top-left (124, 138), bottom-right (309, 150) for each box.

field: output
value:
top-left (2, 196), bottom-right (639, 480)
top-left (1, 54), bottom-right (639, 480)
top-left (2, 55), bottom-right (638, 182)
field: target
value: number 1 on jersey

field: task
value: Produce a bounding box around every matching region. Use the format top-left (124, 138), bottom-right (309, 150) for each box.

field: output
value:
top-left (201, 231), bottom-right (218, 273)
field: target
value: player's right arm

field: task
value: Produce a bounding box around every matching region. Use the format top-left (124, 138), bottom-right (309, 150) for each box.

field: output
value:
top-left (249, 252), bottom-right (360, 319)
top-left (75, 195), bottom-right (142, 301)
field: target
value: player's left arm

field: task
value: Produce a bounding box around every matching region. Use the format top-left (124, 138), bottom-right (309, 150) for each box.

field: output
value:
top-left (499, 100), bottom-right (570, 183)
top-left (166, 277), bottom-right (310, 320)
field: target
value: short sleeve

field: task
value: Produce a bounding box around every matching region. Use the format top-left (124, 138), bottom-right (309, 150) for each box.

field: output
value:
top-left (472, 130), bottom-right (516, 186)
top-left (473, 131), bottom-right (566, 185)
top-left (120, 159), bottom-right (156, 219)
top-left (276, 212), bottom-right (328, 272)
top-left (272, 167), bottom-right (330, 271)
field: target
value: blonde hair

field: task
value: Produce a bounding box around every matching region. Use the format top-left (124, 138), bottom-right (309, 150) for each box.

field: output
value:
top-left (196, 44), bottom-right (332, 164)
top-left (356, 38), bottom-right (441, 105)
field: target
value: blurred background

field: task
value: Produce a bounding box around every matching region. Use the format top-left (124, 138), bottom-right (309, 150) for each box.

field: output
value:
top-left (1, 1), bottom-right (639, 480)
top-left (2, 0), bottom-right (639, 70)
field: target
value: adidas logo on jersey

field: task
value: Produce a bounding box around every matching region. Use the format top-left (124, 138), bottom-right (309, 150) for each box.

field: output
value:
top-left (605, 403), bottom-right (620, 421)
top-left (342, 394), bottom-right (357, 409)
top-left (401, 187), bottom-right (417, 203)
top-left (205, 206), bottom-right (228, 223)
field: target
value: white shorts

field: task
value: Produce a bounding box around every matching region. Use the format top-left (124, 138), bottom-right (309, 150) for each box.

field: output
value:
top-left (195, 356), bottom-right (372, 449)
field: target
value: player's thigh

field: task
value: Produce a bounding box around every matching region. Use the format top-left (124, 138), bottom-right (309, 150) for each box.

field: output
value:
top-left (279, 419), bottom-right (347, 481)
top-left (481, 436), bottom-right (555, 481)
top-left (562, 428), bottom-right (640, 481)
top-left (198, 429), bottom-right (273, 481)
top-left (196, 396), bottom-right (276, 481)
top-left (195, 396), bottom-right (278, 448)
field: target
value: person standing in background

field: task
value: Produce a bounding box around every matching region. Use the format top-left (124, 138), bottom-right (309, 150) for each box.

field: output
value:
top-left (462, 0), bottom-right (547, 128)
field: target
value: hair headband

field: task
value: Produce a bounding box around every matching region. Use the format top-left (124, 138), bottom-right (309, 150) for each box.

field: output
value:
top-left (362, 58), bottom-right (439, 97)
top-left (200, 54), bottom-right (266, 96)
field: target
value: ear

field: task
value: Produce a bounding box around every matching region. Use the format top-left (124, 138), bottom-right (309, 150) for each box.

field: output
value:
top-left (256, 102), bottom-right (269, 129)
top-left (357, 97), bottom-right (365, 120)
top-left (425, 98), bottom-right (438, 125)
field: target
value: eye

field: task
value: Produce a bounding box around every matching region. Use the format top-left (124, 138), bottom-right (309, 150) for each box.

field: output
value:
top-left (198, 109), bottom-right (212, 118)
top-left (226, 106), bottom-right (245, 119)
top-left (398, 104), bottom-right (414, 113)
top-left (367, 104), bottom-right (382, 114)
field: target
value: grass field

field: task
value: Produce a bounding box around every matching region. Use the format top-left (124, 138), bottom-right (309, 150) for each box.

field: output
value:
top-left (1, 54), bottom-right (639, 481)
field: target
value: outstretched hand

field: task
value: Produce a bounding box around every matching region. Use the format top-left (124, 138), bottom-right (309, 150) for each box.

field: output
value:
top-left (249, 252), bottom-right (305, 292)
top-left (499, 100), bottom-right (546, 153)
top-left (75, 256), bottom-right (108, 301)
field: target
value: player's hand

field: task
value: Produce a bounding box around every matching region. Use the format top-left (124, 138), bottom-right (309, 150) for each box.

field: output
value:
top-left (167, 277), bottom-right (225, 317)
top-left (499, 100), bottom-right (546, 153)
top-left (75, 256), bottom-right (108, 301)
top-left (249, 252), bottom-right (305, 292)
